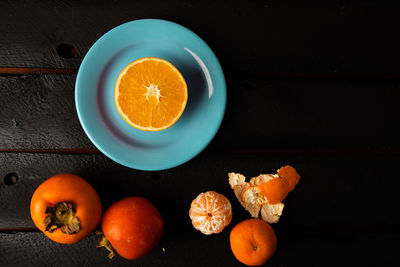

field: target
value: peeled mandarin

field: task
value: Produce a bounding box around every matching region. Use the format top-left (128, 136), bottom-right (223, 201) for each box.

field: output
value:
top-left (189, 191), bottom-right (232, 235)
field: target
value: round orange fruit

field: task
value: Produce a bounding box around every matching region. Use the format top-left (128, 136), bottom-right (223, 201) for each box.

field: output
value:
top-left (189, 191), bottom-right (232, 235)
top-left (230, 218), bottom-right (277, 266)
top-left (99, 196), bottom-right (163, 260)
top-left (115, 57), bottom-right (188, 131)
top-left (30, 174), bottom-right (102, 244)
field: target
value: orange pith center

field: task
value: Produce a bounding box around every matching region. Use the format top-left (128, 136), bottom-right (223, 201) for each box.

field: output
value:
top-left (115, 57), bottom-right (188, 131)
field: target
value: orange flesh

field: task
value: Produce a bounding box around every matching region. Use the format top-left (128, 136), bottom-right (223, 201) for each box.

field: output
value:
top-left (115, 57), bottom-right (188, 131)
top-left (189, 191), bottom-right (232, 235)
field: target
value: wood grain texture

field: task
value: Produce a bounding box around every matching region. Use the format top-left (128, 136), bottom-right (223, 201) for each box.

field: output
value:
top-left (0, 230), bottom-right (398, 267)
top-left (0, 152), bottom-right (400, 266)
top-left (205, 76), bottom-right (400, 151)
top-left (2, 1), bottom-right (400, 266)
top-left (0, 67), bottom-right (76, 75)
top-left (1, 74), bottom-right (400, 150)
top-left (0, 74), bottom-right (93, 149)
top-left (1, 153), bottom-right (399, 230)
top-left (1, 0), bottom-right (400, 74)
top-left (0, 148), bottom-right (99, 154)
top-left (212, 77), bottom-right (400, 151)
top-left (0, 153), bottom-right (150, 228)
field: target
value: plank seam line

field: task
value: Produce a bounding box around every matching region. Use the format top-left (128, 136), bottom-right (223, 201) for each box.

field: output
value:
top-left (244, 72), bottom-right (400, 80)
top-left (1, 68), bottom-right (400, 80)
top-left (0, 149), bottom-right (100, 154)
top-left (0, 227), bottom-right (39, 233)
top-left (0, 67), bottom-right (77, 75)
top-left (0, 148), bottom-right (400, 156)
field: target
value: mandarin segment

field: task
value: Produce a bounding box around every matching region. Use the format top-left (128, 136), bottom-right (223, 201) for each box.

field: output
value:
top-left (115, 57), bottom-right (188, 131)
top-left (189, 191), bottom-right (232, 235)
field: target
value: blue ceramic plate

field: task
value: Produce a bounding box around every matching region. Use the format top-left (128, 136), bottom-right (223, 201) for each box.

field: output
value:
top-left (75, 19), bottom-right (226, 170)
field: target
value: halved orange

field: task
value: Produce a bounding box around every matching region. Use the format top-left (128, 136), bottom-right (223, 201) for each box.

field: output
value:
top-left (115, 57), bottom-right (188, 131)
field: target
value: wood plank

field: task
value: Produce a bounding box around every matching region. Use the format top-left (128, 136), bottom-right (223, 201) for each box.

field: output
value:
top-left (1, 153), bottom-right (399, 230)
top-left (1, 1), bottom-right (400, 74)
top-left (213, 76), bottom-right (400, 150)
top-left (1, 74), bottom-right (400, 150)
top-left (1, 152), bottom-right (398, 265)
top-left (0, 148), bottom-right (99, 154)
top-left (0, 153), bottom-right (151, 228)
top-left (3, 68), bottom-right (400, 80)
top-left (0, 74), bottom-right (93, 149)
top-left (0, 67), bottom-right (76, 75)
top-left (0, 230), bottom-right (398, 266)
top-left (3, 148), bottom-right (400, 156)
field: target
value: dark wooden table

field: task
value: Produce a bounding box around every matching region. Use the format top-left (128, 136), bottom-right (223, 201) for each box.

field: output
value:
top-left (1, 1), bottom-right (400, 266)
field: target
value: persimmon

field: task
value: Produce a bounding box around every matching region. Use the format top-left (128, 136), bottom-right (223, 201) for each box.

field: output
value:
top-left (230, 219), bottom-right (277, 266)
top-left (30, 173), bottom-right (102, 244)
top-left (97, 196), bottom-right (164, 260)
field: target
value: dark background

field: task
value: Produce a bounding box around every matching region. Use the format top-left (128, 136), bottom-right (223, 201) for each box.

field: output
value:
top-left (1, 1), bottom-right (400, 266)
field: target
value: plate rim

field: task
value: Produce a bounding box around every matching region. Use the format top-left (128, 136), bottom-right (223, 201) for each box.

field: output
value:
top-left (75, 19), bottom-right (226, 171)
